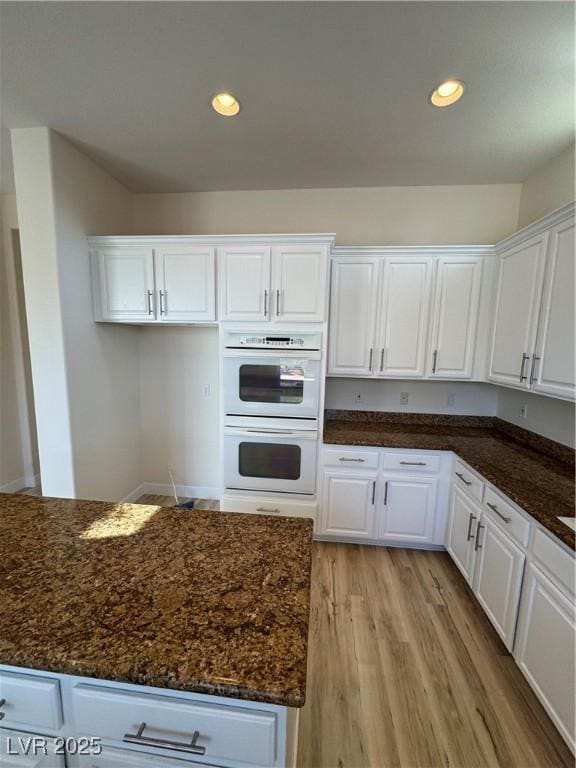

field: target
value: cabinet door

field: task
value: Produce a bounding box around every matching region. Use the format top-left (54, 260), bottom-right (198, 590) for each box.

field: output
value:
top-left (533, 219), bottom-right (575, 400)
top-left (514, 563), bottom-right (575, 751)
top-left (218, 246), bottom-right (270, 322)
top-left (320, 472), bottom-right (377, 539)
top-left (94, 247), bottom-right (155, 322)
top-left (488, 233), bottom-right (548, 388)
top-left (271, 244), bottom-right (328, 322)
top-left (446, 485), bottom-right (479, 584)
top-left (327, 257), bottom-right (379, 376)
top-left (428, 257), bottom-right (483, 378)
top-left (376, 258), bottom-right (433, 377)
top-left (155, 246), bottom-right (216, 322)
top-left (473, 516), bottom-right (525, 650)
top-left (379, 474), bottom-right (436, 544)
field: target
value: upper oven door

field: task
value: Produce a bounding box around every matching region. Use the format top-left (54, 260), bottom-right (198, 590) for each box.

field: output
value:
top-left (223, 350), bottom-right (321, 418)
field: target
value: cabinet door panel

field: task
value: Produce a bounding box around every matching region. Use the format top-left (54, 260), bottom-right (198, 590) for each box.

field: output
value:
top-left (514, 563), bottom-right (575, 751)
top-left (488, 234), bottom-right (547, 387)
top-left (95, 247), bottom-right (155, 322)
top-left (272, 245), bottom-right (327, 322)
top-left (219, 247), bottom-right (270, 321)
top-left (533, 220), bottom-right (575, 400)
top-left (429, 257), bottom-right (482, 378)
top-left (327, 258), bottom-right (379, 375)
top-left (321, 472), bottom-right (377, 538)
top-left (379, 474), bottom-right (436, 543)
top-left (473, 517), bottom-right (525, 650)
top-left (377, 258), bottom-right (433, 377)
top-left (446, 485), bottom-right (479, 584)
top-left (155, 247), bottom-right (216, 322)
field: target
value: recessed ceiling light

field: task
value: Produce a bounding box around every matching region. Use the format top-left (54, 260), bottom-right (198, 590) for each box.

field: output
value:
top-left (212, 92), bottom-right (240, 117)
top-left (430, 79), bottom-right (465, 107)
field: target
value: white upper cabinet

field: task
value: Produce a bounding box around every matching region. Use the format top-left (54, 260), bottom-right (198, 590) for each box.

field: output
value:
top-left (272, 244), bottom-right (328, 322)
top-left (428, 257), bottom-right (483, 378)
top-left (218, 246), bottom-right (270, 322)
top-left (532, 219), bottom-right (575, 400)
top-left (376, 257), bottom-right (434, 377)
top-left (93, 246), bottom-right (155, 322)
top-left (488, 232), bottom-right (548, 388)
top-left (155, 246), bottom-right (216, 322)
top-left (327, 257), bottom-right (379, 375)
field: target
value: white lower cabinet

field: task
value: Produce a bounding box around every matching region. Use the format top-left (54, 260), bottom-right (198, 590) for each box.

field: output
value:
top-left (321, 472), bottom-right (377, 539)
top-left (73, 745), bottom-right (219, 767)
top-left (378, 475), bottom-right (436, 543)
top-left (473, 516), bottom-right (525, 650)
top-left (446, 484), bottom-right (480, 583)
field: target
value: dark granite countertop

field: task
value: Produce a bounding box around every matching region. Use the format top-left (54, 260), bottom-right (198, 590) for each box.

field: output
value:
top-left (324, 412), bottom-right (575, 550)
top-left (0, 494), bottom-right (313, 707)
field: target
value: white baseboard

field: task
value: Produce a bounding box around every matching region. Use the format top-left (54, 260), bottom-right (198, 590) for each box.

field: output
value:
top-left (0, 473), bottom-right (40, 493)
top-left (121, 482), bottom-right (222, 504)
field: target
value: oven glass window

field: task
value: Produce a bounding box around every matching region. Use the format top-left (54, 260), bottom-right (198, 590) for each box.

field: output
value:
top-left (239, 442), bottom-right (301, 480)
top-left (239, 364), bottom-right (305, 404)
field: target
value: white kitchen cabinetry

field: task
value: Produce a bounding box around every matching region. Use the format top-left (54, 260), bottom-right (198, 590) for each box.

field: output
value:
top-left (446, 484), bottom-right (480, 583)
top-left (321, 471), bottom-right (377, 539)
top-left (532, 218), bottom-right (575, 400)
top-left (378, 474), bottom-right (437, 543)
top-left (93, 246), bottom-right (156, 322)
top-left (327, 257), bottom-right (379, 375)
top-left (428, 257), bottom-right (483, 378)
top-left (219, 242), bottom-right (329, 323)
top-left (155, 246), bottom-right (216, 322)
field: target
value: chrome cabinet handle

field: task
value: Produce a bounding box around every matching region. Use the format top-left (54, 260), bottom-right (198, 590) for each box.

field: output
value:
top-left (369, 348), bottom-right (373, 372)
top-left (146, 290), bottom-right (154, 315)
top-left (263, 289), bottom-right (268, 317)
top-left (432, 349), bottom-right (438, 374)
top-left (276, 289), bottom-right (280, 317)
top-left (380, 348), bottom-right (385, 372)
top-left (486, 502), bottom-right (511, 524)
top-left (399, 461), bottom-right (426, 466)
top-left (159, 290), bottom-right (165, 315)
top-left (371, 481), bottom-right (376, 505)
top-left (455, 472), bottom-right (472, 487)
top-left (0, 698), bottom-right (6, 720)
top-left (339, 457), bottom-right (365, 462)
top-left (257, 506), bottom-right (280, 514)
top-left (466, 513), bottom-right (477, 542)
top-left (123, 723), bottom-right (206, 756)
top-left (529, 354), bottom-right (540, 385)
top-left (383, 480), bottom-right (389, 505)
top-left (475, 522), bottom-right (485, 551)
top-left (519, 352), bottom-right (530, 382)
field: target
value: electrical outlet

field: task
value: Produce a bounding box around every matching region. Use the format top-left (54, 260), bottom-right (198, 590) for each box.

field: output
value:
top-left (353, 392), bottom-right (363, 403)
top-left (520, 403), bottom-right (528, 419)
top-left (400, 392), bottom-right (409, 405)
top-left (203, 384), bottom-right (211, 398)
top-left (447, 392), bottom-right (456, 407)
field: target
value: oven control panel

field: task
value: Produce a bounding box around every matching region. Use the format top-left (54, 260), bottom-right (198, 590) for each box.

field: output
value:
top-left (224, 331), bottom-right (322, 350)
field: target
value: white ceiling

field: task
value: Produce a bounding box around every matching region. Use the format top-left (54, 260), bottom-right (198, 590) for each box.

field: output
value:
top-left (1, 1), bottom-right (574, 193)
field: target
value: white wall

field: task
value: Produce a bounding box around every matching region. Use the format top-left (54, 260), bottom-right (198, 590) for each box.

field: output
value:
top-left (325, 379), bottom-right (498, 416)
top-left (133, 184), bottom-right (522, 246)
top-left (496, 388), bottom-right (575, 449)
top-left (12, 128), bottom-right (142, 500)
top-left (518, 143), bottom-right (575, 229)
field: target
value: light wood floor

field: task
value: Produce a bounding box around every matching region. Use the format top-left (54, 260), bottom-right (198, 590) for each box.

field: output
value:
top-left (297, 542), bottom-right (572, 768)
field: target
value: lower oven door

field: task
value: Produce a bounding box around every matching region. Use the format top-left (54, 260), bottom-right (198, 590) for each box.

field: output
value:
top-left (224, 426), bottom-right (318, 494)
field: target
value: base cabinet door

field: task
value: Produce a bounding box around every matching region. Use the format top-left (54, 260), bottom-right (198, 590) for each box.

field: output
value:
top-left (378, 474), bottom-right (436, 544)
top-left (320, 472), bottom-right (377, 539)
top-left (446, 485), bottom-right (479, 583)
top-left (514, 563), bottom-right (575, 752)
top-left (473, 517), bottom-right (525, 650)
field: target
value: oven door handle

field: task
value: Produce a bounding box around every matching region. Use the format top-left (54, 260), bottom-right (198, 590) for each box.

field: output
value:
top-left (225, 428), bottom-right (318, 439)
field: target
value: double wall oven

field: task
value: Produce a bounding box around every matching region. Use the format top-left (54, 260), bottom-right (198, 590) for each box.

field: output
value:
top-left (223, 331), bottom-right (322, 495)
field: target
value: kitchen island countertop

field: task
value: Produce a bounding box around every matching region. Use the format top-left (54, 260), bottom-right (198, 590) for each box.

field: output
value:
top-left (0, 494), bottom-right (313, 707)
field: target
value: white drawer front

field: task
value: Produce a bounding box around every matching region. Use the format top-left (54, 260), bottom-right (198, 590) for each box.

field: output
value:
top-left (453, 460), bottom-right (484, 503)
top-left (0, 729), bottom-right (65, 767)
top-left (74, 745), bottom-right (220, 768)
top-left (383, 453), bottom-right (440, 473)
top-left (323, 448), bottom-right (379, 469)
top-left (221, 498), bottom-right (316, 524)
top-left (72, 685), bottom-right (278, 767)
top-left (0, 672), bottom-right (62, 730)
top-left (531, 527), bottom-right (575, 597)
top-left (483, 487), bottom-right (530, 548)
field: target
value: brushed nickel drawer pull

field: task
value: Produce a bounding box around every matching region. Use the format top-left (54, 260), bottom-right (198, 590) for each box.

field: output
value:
top-left (432, 349), bottom-right (438, 374)
top-left (369, 347), bottom-right (373, 372)
top-left (0, 698), bottom-right (6, 720)
top-left (530, 354), bottom-right (541, 385)
top-left (383, 480), bottom-right (389, 505)
top-left (371, 480), bottom-right (376, 505)
top-left (455, 472), bottom-right (472, 487)
top-left (276, 289), bottom-right (280, 317)
top-left (339, 457), bottom-right (365, 462)
top-left (475, 522), bottom-right (485, 551)
top-left (399, 461), bottom-right (426, 466)
top-left (146, 290), bottom-right (154, 315)
top-left (263, 289), bottom-right (268, 317)
top-left (257, 506), bottom-right (281, 514)
top-left (519, 352), bottom-right (530, 382)
top-left (486, 502), bottom-right (511, 524)
top-left (123, 723), bottom-right (206, 756)
top-left (380, 348), bottom-right (385, 372)
top-left (159, 290), bottom-right (165, 315)
top-left (466, 513), bottom-right (476, 542)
